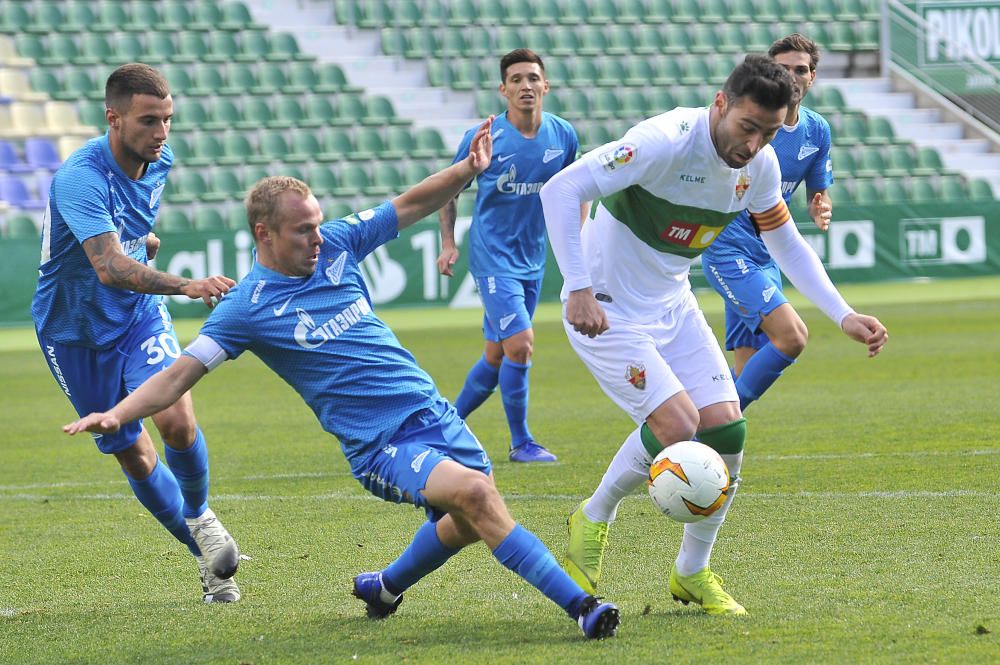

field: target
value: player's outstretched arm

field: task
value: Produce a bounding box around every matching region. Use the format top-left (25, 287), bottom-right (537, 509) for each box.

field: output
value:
top-left (62, 355), bottom-right (208, 435)
top-left (840, 312), bottom-right (888, 357)
top-left (83, 232), bottom-right (236, 307)
top-left (436, 197), bottom-right (460, 277)
top-left (807, 190), bottom-right (832, 231)
top-left (393, 117), bottom-right (493, 230)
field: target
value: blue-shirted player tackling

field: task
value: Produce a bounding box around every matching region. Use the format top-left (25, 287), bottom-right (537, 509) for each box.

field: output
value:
top-left (64, 120), bottom-right (620, 639)
top-left (701, 34), bottom-right (883, 411)
top-left (33, 64), bottom-right (241, 602)
top-left (437, 49), bottom-right (585, 463)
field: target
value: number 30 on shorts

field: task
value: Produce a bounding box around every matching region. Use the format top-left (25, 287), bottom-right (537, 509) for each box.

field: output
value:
top-left (141, 333), bottom-right (181, 365)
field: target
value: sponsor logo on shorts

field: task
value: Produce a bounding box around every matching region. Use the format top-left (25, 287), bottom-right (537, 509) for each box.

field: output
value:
top-left (762, 286), bottom-right (777, 303)
top-left (708, 265), bottom-right (740, 307)
top-left (410, 450), bottom-right (431, 473)
top-left (626, 363), bottom-right (646, 390)
top-left (498, 313), bottom-right (517, 331)
top-left (46, 345), bottom-right (71, 397)
top-left (712, 373), bottom-right (732, 383)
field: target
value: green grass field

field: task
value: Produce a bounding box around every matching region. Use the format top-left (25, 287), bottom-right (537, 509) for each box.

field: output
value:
top-left (1, 277), bottom-right (998, 664)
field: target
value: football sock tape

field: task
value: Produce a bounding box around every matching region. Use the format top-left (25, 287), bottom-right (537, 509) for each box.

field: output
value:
top-left (696, 418), bottom-right (748, 455)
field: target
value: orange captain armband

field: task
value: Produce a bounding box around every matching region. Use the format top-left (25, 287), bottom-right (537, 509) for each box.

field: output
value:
top-left (749, 200), bottom-right (791, 232)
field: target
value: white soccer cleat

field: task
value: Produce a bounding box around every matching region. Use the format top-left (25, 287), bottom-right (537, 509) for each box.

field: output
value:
top-left (186, 508), bottom-right (240, 579)
top-left (197, 556), bottom-right (241, 603)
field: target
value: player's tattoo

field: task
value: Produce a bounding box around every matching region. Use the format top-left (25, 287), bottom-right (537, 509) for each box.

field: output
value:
top-left (84, 232), bottom-right (190, 295)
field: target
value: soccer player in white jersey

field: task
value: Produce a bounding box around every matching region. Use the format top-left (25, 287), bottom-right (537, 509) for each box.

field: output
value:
top-left (437, 49), bottom-right (585, 463)
top-left (703, 33), bottom-right (866, 411)
top-left (540, 56), bottom-right (887, 614)
top-left (63, 120), bottom-right (621, 639)
top-left (32, 64), bottom-right (241, 602)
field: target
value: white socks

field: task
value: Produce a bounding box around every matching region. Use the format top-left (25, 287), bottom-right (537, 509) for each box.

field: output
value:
top-left (675, 452), bottom-right (743, 576)
top-left (583, 427), bottom-right (653, 523)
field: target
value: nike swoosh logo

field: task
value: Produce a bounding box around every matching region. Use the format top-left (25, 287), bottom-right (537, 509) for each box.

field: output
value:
top-left (497, 154), bottom-right (515, 163)
top-left (543, 149), bottom-right (564, 163)
top-left (499, 313), bottom-right (517, 330)
top-left (798, 145), bottom-right (819, 160)
top-left (273, 297), bottom-right (293, 317)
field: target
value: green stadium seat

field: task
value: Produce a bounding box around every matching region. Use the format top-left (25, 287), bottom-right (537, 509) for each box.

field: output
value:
top-left (550, 27), bottom-right (581, 57)
top-left (390, 0), bottom-right (421, 27)
top-left (596, 59), bottom-right (628, 88)
top-left (632, 25), bottom-right (663, 55)
top-left (221, 2), bottom-right (257, 31)
top-left (205, 32), bottom-right (241, 63)
top-left (205, 99), bottom-right (242, 131)
top-left (938, 176), bottom-right (967, 202)
top-left (147, 35), bottom-right (178, 64)
top-left (383, 126), bottom-right (416, 160)
top-left (367, 96), bottom-right (406, 126)
top-left (854, 146), bottom-right (885, 178)
top-left (331, 95), bottom-right (366, 127)
top-left (42, 34), bottom-right (80, 67)
top-left (880, 178), bottom-right (907, 203)
top-left (287, 131), bottom-right (323, 162)
top-left (167, 134), bottom-right (191, 161)
top-left (716, 24), bottom-right (746, 54)
top-left (240, 32), bottom-right (273, 62)
top-left (30, 4), bottom-right (66, 34)
top-left (227, 206), bottom-right (248, 230)
top-left (63, 69), bottom-right (104, 102)
top-left (806, 0), bottom-right (837, 21)
top-left (63, 2), bottom-right (97, 32)
top-left (604, 25), bottom-right (634, 56)
top-left (5, 214), bottom-right (39, 238)
top-left (402, 162), bottom-right (432, 187)
top-left (622, 57), bottom-right (654, 87)
top-left (206, 168), bottom-right (243, 201)
top-left (412, 127), bottom-right (449, 159)
top-left (238, 98), bottom-right (274, 130)
top-left (285, 62), bottom-right (319, 94)
top-left (316, 63), bottom-right (360, 93)
top-left (837, 114), bottom-right (869, 145)
top-left (448, 59), bottom-right (483, 90)
top-left (834, 148), bottom-right (856, 175)
top-left (333, 0), bottom-right (358, 25)
top-left (661, 25), bottom-right (692, 55)
top-left (913, 146), bottom-right (944, 177)
top-left (173, 98), bottom-right (209, 132)
top-left (646, 88), bottom-right (677, 114)
top-left (161, 1), bottom-right (192, 29)
top-left (174, 32), bottom-right (209, 64)
top-left (272, 33), bottom-right (310, 61)
top-left (319, 129), bottom-right (355, 161)
top-left (616, 0), bottom-right (647, 23)
top-left (12, 33), bottom-right (45, 61)
top-left (241, 165), bottom-right (271, 188)
top-left (444, 0), bottom-right (475, 26)
top-left (908, 177), bottom-right (937, 202)
top-left (190, 134), bottom-right (225, 167)
top-left (834, 0), bottom-right (863, 20)
top-left (109, 33), bottom-right (145, 65)
top-left (368, 163), bottom-right (403, 197)
top-left (749, 0), bottom-right (782, 22)
top-left (92, 2), bottom-right (128, 32)
top-left (302, 97), bottom-right (337, 129)
top-left (699, 0), bottom-right (729, 22)
top-left (221, 133), bottom-right (267, 166)
top-left (811, 86), bottom-right (847, 114)
top-left (569, 59), bottom-right (601, 87)
top-left (969, 179), bottom-right (994, 200)
top-left (435, 29), bottom-right (466, 58)
top-left (721, 0), bottom-right (754, 22)
top-left (884, 145), bottom-right (915, 177)
top-left (590, 89), bottom-right (620, 121)
top-left (667, 0), bottom-right (700, 22)
top-left (854, 21), bottom-right (879, 51)
top-left (192, 208), bottom-right (227, 231)
top-left (851, 179), bottom-right (880, 204)
top-left (126, 3), bottom-right (161, 32)
top-left (160, 64), bottom-right (194, 96)
top-left (745, 23), bottom-right (774, 51)
top-left (220, 63), bottom-right (256, 96)
top-left (866, 117), bottom-right (895, 145)
top-left (402, 28), bottom-right (438, 59)
top-left (0, 4), bottom-right (31, 34)
top-left (679, 56), bottom-right (712, 86)
top-left (352, 127), bottom-right (386, 160)
top-left (259, 132), bottom-right (291, 161)
top-left (324, 200), bottom-right (356, 220)
top-left (167, 170), bottom-right (209, 204)
top-left (157, 209), bottom-right (192, 233)
top-left (274, 97), bottom-right (305, 128)
top-left (333, 164), bottom-right (371, 197)
top-left (675, 86), bottom-right (709, 108)
top-left (257, 63), bottom-right (291, 95)
top-left (503, 0), bottom-right (534, 25)
top-left (28, 69), bottom-right (61, 98)
top-left (307, 165), bottom-right (339, 196)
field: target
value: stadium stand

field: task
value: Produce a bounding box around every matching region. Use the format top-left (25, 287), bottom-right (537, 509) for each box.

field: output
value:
top-left (0, 0), bottom-right (996, 236)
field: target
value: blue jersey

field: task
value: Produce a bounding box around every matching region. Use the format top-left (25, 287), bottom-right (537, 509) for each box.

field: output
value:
top-left (703, 106), bottom-right (833, 266)
top-left (197, 202), bottom-right (441, 471)
top-left (454, 112), bottom-right (578, 279)
top-left (32, 134), bottom-right (172, 349)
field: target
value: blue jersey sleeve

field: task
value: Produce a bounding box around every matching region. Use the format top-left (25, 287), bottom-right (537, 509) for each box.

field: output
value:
top-left (805, 117), bottom-right (834, 193)
top-left (51, 165), bottom-right (115, 244)
top-left (196, 288), bottom-right (253, 361)
top-left (321, 201), bottom-right (399, 262)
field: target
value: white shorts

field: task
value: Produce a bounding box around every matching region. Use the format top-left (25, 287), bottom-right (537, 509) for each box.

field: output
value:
top-left (564, 291), bottom-right (737, 425)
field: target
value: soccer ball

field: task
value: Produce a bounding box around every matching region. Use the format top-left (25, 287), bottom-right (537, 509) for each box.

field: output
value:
top-left (648, 441), bottom-right (730, 523)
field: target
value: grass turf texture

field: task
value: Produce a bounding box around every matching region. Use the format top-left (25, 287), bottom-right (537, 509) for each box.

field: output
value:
top-left (1, 277), bottom-right (997, 664)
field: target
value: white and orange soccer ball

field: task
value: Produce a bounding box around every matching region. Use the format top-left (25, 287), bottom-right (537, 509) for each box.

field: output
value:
top-left (648, 441), bottom-right (730, 523)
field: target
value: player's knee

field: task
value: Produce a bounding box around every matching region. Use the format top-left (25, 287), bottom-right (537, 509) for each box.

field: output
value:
top-left (502, 334), bottom-right (533, 364)
top-left (645, 403), bottom-right (699, 448)
top-left (451, 473), bottom-right (503, 523)
top-left (696, 418), bottom-right (747, 455)
top-left (155, 416), bottom-right (197, 449)
top-left (774, 320), bottom-right (808, 358)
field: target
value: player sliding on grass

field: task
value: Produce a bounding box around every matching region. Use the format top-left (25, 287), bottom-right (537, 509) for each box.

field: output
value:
top-left (540, 56), bottom-right (887, 615)
top-left (64, 118), bottom-right (620, 639)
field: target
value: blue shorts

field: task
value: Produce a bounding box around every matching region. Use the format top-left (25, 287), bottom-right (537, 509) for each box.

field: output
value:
top-left (354, 399), bottom-right (492, 521)
top-left (475, 275), bottom-right (541, 343)
top-left (36, 301), bottom-right (182, 454)
top-left (701, 254), bottom-right (789, 351)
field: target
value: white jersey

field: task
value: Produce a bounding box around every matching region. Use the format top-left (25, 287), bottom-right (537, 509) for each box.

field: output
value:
top-left (570, 107), bottom-right (789, 322)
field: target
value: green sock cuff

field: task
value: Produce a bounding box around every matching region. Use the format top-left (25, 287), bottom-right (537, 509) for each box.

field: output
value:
top-left (639, 423), bottom-right (663, 458)
top-left (696, 418), bottom-right (747, 455)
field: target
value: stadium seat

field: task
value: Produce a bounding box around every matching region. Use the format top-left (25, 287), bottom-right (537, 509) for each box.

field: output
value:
top-left (175, 32), bottom-right (210, 64)
top-left (238, 98), bottom-right (274, 130)
top-left (167, 170), bottom-right (209, 203)
top-left (716, 24), bottom-right (747, 54)
top-left (448, 59), bottom-right (484, 90)
top-left (160, 63), bottom-right (194, 95)
top-left (333, 164), bottom-right (371, 197)
top-left (865, 117), bottom-right (895, 145)
top-left (837, 114), bottom-right (869, 145)
top-left (368, 163), bottom-right (403, 196)
top-left (315, 63), bottom-right (359, 93)
top-left (258, 132), bottom-right (291, 160)
top-left (302, 97), bottom-right (337, 129)
top-left (284, 62), bottom-right (318, 94)
top-left (172, 98), bottom-right (209, 133)
top-left (205, 99), bottom-right (242, 132)
top-left (884, 145), bottom-right (916, 177)
top-left (319, 129), bottom-right (355, 162)
top-left (908, 177), bottom-right (937, 202)
top-left (0, 140), bottom-right (30, 172)
top-left (227, 206), bottom-right (248, 230)
top-left (880, 178), bottom-right (907, 203)
top-left (569, 59), bottom-right (600, 88)
top-left (606, 25), bottom-right (636, 56)
top-left (63, 2), bottom-right (98, 32)
top-left (1, 5), bottom-right (32, 35)
top-left (203, 168), bottom-right (242, 202)
top-left (402, 161), bottom-right (432, 187)
top-left (273, 97), bottom-right (305, 128)
top-left (125, 3), bottom-right (161, 32)
top-left (93, 2), bottom-right (129, 32)
top-left (411, 127), bottom-right (449, 159)
top-left (161, 1), bottom-right (192, 30)
top-left (306, 164), bottom-right (339, 196)
top-left (76, 33), bottom-right (113, 66)
top-left (287, 131), bottom-right (323, 163)
top-left (24, 137), bottom-right (62, 170)
top-left (855, 146), bottom-right (886, 178)
top-left (597, 60), bottom-right (629, 88)
top-left (633, 25), bottom-right (664, 55)
top-left (221, 63), bottom-right (258, 96)
top-left (352, 127), bottom-right (386, 160)
top-left (913, 146), bottom-right (945, 177)
top-left (272, 32), bottom-right (310, 61)
top-left (938, 176), bottom-right (967, 202)
top-left (851, 179), bottom-right (880, 205)
top-left (382, 126), bottom-right (416, 160)
top-left (969, 179), bottom-right (994, 201)
top-left (550, 27), bottom-right (580, 57)
top-left (157, 209), bottom-right (192, 233)
top-left (0, 174), bottom-right (45, 209)
top-left (221, 2), bottom-right (258, 31)
top-left (189, 134), bottom-right (225, 167)
top-left (167, 134), bottom-right (191, 161)
top-left (5, 213), bottom-right (40, 238)
top-left (204, 32), bottom-right (240, 63)
top-left (109, 33), bottom-right (146, 65)
top-left (334, 95), bottom-right (368, 127)
top-left (193, 208), bottom-right (227, 231)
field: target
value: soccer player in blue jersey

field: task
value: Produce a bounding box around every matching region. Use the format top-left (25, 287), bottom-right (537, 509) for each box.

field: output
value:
top-left (63, 120), bottom-right (621, 639)
top-left (437, 49), bottom-right (586, 463)
top-left (33, 64), bottom-right (241, 603)
top-left (701, 34), bottom-right (876, 411)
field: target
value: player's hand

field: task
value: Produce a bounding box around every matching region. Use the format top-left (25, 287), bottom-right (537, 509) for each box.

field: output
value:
top-left (840, 312), bottom-right (888, 357)
top-left (566, 288), bottom-right (610, 338)
top-left (63, 412), bottom-right (121, 435)
top-left (436, 245), bottom-right (459, 277)
top-left (183, 275), bottom-right (237, 308)
top-left (466, 116), bottom-right (494, 175)
top-left (146, 232), bottom-right (161, 260)
top-left (809, 192), bottom-right (832, 231)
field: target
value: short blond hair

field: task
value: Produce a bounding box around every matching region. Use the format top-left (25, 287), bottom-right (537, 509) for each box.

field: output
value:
top-left (244, 176), bottom-right (312, 234)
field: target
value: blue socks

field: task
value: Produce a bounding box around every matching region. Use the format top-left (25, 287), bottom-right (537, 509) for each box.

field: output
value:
top-left (454, 355), bottom-right (500, 419)
top-left (735, 342), bottom-right (796, 410)
top-left (499, 358), bottom-right (533, 448)
top-left (125, 458), bottom-right (199, 556)
top-left (493, 524), bottom-right (589, 618)
top-left (163, 427), bottom-right (210, 518)
top-left (381, 521), bottom-right (460, 595)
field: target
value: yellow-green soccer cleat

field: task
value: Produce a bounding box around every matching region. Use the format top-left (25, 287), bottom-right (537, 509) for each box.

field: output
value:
top-left (563, 501), bottom-right (609, 595)
top-left (669, 565), bottom-right (747, 615)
